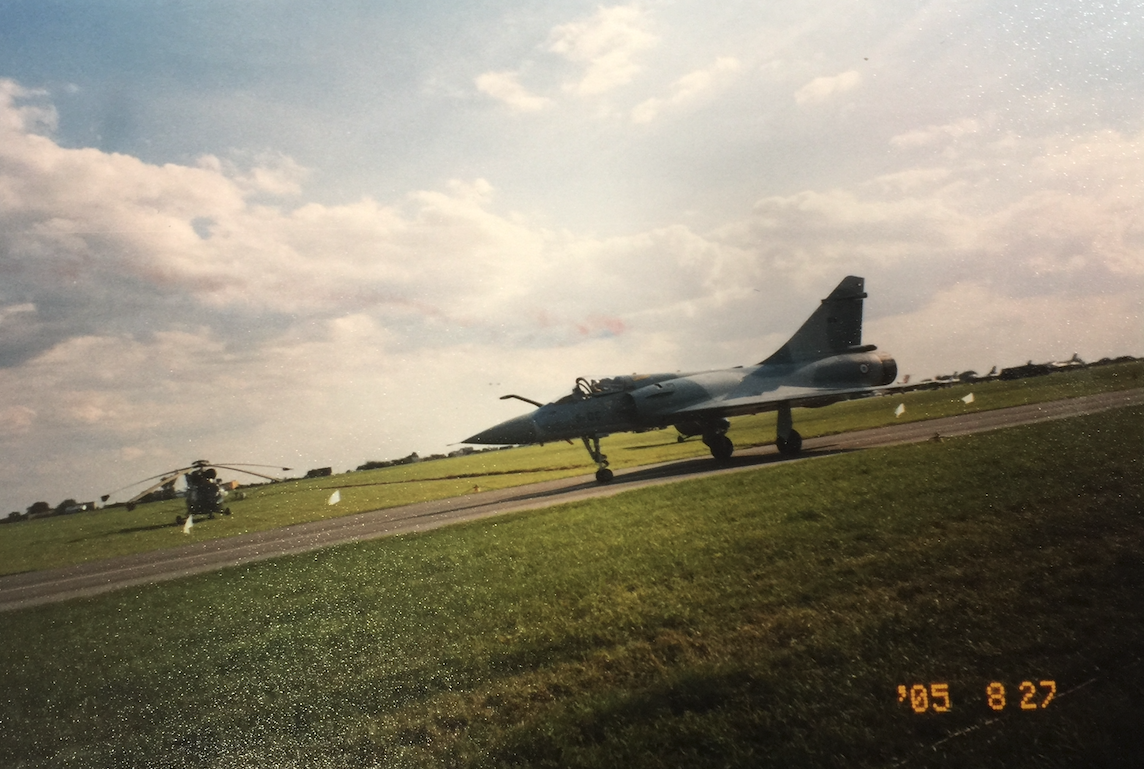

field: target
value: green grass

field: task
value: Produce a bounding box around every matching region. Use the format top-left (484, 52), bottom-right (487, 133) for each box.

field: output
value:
top-left (1, 403), bottom-right (1142, 767)
top-left (1, 360), bottom-right (1140, 576)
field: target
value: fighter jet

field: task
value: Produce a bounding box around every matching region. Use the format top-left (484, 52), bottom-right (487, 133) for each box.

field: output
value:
top-left (463, 275), bottom-right (897, 483)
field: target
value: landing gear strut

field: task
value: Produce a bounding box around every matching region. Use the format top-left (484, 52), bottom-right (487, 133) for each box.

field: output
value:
top-left (775, 403), bottom-right (803, 456)
top-left (582, 435), bottom-right (614, 483)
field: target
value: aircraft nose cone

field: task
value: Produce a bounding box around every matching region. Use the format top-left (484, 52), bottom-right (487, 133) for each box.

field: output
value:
top-left (463, 413), bottom-right (540, 445)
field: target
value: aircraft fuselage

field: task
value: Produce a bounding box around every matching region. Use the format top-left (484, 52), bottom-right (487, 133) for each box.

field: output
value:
top-left (467, 349), bottom-right (896, 446)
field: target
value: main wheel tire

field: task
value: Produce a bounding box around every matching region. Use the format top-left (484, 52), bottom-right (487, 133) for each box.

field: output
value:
top-left (710, 434), bottom-right (734, 461)
top-left (776, 429), bottom-right (803, 455)
top-left (595, 468), bottom-right (614, 483)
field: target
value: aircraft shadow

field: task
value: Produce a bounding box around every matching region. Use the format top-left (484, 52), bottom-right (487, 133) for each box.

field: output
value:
top-left (489, 446), bottom-right (854, 507)
top-left (76, 522), bottom-right (182, 540)
top-left (610, 447), bottom-right (851, 485)
top-left (382, 445), bottom-right (855, 528)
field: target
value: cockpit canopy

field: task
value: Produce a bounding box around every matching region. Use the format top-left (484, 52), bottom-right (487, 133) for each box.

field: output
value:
top-left (555, 373), bottom-right (680, 404)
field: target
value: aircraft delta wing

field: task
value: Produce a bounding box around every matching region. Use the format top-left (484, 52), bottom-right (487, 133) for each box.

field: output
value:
top-left (463, 276), bottom-right (898, 483)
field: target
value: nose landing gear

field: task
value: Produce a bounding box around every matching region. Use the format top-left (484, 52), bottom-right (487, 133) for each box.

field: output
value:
top-left (582, 435), bottom-right (614, 483)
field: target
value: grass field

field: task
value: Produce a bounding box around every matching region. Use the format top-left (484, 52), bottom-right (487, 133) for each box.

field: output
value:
top-left (1, 360), bottom-right (1140, 576)
top-left (1, 401), bottom-right (1141, 768)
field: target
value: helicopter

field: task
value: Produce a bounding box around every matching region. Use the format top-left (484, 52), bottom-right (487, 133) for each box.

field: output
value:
top-left (103, 460), bottom-right (291, 526)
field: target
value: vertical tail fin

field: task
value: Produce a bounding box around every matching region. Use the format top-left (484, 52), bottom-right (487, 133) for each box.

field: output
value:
top-left (760, 276), bottom-right (871, 365)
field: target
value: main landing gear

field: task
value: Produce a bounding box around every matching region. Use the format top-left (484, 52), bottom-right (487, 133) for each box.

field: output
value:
top-left (582, 435), bottom-right (614, 483)
top-left (581, 403), bottom-right (806, 484)
top-left (701, 418), bottom-right (734, 462)
top-left (775, 403), bottom-right (803, 456)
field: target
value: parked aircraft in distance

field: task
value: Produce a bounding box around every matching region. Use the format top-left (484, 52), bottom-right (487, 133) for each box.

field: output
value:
top-left (464, 276), bottom-right (898, 483)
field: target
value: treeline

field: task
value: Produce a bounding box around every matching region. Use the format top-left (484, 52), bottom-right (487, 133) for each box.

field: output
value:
top-left (4, 499), bottom-right (97, 524)
top-left (354, 445), bottom-right (508, 472)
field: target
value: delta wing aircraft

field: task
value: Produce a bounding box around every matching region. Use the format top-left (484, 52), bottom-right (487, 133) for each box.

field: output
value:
top-left (463, 276), bottom-right (897, 483)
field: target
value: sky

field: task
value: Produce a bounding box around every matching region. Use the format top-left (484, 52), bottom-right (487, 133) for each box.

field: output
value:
top-left (0, 0), bottom-right (1141, 514)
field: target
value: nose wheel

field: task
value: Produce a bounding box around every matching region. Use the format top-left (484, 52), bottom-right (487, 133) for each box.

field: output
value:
top-left (582, 435), bottom-right (614, 483)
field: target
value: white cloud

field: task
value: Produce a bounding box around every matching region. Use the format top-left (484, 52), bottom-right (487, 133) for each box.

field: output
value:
top-left (0, 79), bottom-right (57, 135)
top-left (1, 87), bottom-right (554, 356)
top-left (866, 167), bottom-right (955, 194)
top-left (475, 70), bottom-right (554, 112)
top-left (239, 153), bottom-right (310, 196)
top-left (631, 56), bottom-right (741, 123)
top-left (794, 69), bottom-right (861, 105)
top-left (718, 128), bottom-right (1144, 378)
top-left (891, 118), bottom-right (984, 148)
top-left (547, 4), bottom-right (657, 96)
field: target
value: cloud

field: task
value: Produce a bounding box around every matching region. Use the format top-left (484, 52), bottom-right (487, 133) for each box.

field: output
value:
top-left (0, 79), bottom-right (57, 135)
top-left (475, 71), bottom-right (553, 112)
top-left (1, 83), bottom-right (559, 365)
top-left (0, 405), bottom-right (36, 435)
top-left (719, 125), bottom-right (1144, 334)
top-left (891, 119), bottom-right (984, 148)
top-left (631, 56), bottom-right (741, 123)
top-left (474, 5), bottom-right (664, 114)
top-left (4, 79), bottom-right (1140, 375)
top-left (3, 77), bottom-right (737, 414)
top-left (794, 69), bottom-right (861, 105)
top-left (547, 4), bottom-right (657, 96)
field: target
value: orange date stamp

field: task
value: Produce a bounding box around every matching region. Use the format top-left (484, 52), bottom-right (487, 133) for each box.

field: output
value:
top-left (896, 680), bottom-right (1057, 713)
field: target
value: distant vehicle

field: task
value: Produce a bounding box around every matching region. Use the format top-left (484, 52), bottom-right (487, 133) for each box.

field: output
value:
top-left (104, 460), bottom-right (290, 525)
top-left (464, 275), bottom-right (898, 482)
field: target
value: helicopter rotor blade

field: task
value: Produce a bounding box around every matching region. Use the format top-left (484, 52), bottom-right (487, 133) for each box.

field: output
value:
top-left (210, 464), bottom-right (288, 482)
top-left (102, 466), bottom-right (196, 498)
top-left (124, 471), bottom-right (185, 505)
top-left (213, 462), bottom-right (293, 471)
